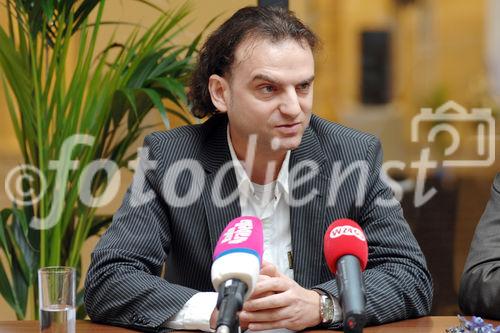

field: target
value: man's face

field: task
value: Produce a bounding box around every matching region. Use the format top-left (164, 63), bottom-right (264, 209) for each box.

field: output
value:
top-left (222, 37), bottom-right (315, 157)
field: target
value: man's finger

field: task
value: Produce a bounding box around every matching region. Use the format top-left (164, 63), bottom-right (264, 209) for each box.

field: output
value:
top-left (260, 266), bottom-right (278, 277)
top-left (260, 262), bottom-right (280, 277)
top-left (257, 274), bottom-right (272, 281)
top-left (239, 307), bottom-right (288, 323)
top-left (252, 277), bottom-right (289, 297)
top-left (261, 260), bottom-right (273, 267)
top-left (248, 274), bottom-right (275, 299)
top-left (248, 289), bottom-right (274, 300)
top-left (248, 320), bottom-right (291, 331)
top-left (243, 292), bottom-right (288, 311)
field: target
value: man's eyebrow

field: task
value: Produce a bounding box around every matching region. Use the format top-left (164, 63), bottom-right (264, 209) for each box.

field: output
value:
top-left (252, 74), bottom-right (281, 84)
top-left (251, 74), bottom-right (315, 85)
top-left (298, 75), bottom-right (315, 85)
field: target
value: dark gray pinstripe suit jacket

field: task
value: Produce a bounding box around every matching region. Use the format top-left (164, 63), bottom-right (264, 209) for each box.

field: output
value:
top-left (84, 113), bottom-right (432, 332)
top-left (459, 173), bottom-right (500, 319)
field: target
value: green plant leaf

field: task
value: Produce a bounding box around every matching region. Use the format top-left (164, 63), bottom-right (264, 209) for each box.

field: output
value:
top-left (11, 250), bottom-right (29, 318)
top-left (127, 53), bottom-right (165, 88)
top-left (0, 260), bottom-right (22, 319)
top-left (0, 209), bottom-right (12, 262)
top-left (148, 77), bottom-right (187, 104)
top-left (129, 0), bottom-right (169, 14)
top-left (0, 209), bottom-right (24, 319)
top-left (121, 89), bottom-right (139, 131)
top-left (138, 88), bottom-right (171, 128)
top-left (110, 90), bottom-right (129, 128)
top-left (72, 0), bottom-right (102, 34)
top-left (41, 2), bottom-right (55, 20)
top-left (8, 209), bottom-right (32, 284)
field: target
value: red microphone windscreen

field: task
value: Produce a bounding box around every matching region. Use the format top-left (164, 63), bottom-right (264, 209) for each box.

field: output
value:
top-left (324, 218), bottom-right (368, 274)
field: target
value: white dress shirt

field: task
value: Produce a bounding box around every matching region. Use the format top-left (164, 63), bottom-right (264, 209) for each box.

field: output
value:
top-left (166, 126), bottom-right (340, 331)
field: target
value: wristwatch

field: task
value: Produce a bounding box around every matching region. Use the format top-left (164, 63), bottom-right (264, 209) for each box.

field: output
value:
top-left (315, 290), bottom-right (334, 324)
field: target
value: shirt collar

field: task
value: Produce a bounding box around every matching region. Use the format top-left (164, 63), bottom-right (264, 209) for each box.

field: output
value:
top-left (226, 125), bottom-right (290, 199)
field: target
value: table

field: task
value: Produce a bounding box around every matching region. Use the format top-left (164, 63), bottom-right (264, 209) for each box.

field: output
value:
top-left (0, 320), bottom-right (135, 332)
top-left (363, 316), bottom-right (499, 332)
top-left (0, 317), bottom-right (498, 332)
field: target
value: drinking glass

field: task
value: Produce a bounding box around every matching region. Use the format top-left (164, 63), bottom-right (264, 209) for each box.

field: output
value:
top-left (38, 266), bottom-right (76, 333)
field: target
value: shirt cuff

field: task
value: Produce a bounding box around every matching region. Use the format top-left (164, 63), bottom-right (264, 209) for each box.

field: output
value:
top-left (164, 292), bottom-right (218, 332)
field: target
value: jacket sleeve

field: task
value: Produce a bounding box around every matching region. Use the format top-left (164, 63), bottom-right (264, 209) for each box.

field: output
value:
top-left (84, 135), bottom-right (198, 332)
top-left (313, 138), bottom-right (433, 328)
top-left (459, 173), bottom-right (500, 320)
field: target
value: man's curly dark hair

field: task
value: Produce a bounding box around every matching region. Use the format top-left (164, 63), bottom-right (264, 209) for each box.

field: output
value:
top-left (188, 6), bottom-right (319, 119)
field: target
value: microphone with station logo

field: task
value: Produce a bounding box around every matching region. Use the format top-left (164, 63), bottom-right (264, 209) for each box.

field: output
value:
top-left (211, 216), bottom-right (263, 333)
top-left (324, 218), bottom-right (368, 333)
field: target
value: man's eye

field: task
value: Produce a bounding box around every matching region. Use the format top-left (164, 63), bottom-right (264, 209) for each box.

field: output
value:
top-left (297, 83), bottom-right (310, 92)
top-left (260, 85), bottom-right (276, 93)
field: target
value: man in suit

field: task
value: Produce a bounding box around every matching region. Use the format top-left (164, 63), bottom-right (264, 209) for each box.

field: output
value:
top-left (85, 6), bottom-right (432, 332)
top-left (459, 173), bottom-right (500, 319)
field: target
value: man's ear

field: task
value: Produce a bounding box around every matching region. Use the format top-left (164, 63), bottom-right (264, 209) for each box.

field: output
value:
top-left (208, 74), bottom-right (229, 113)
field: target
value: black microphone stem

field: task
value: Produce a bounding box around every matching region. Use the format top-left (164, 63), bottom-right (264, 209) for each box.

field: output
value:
top-left (216, 279), bottom-right (248, 333)
top-left (336, 255), bottom-right (366, 333)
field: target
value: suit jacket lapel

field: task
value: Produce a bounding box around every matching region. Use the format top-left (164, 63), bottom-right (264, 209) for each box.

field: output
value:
top-left (199, 114), bottom-right (241, 254)
top-left (289, 123), bottom-right (329, 288)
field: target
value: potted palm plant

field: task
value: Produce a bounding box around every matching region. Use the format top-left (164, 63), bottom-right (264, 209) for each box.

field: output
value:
top-left (0, 0), bottom-right (206, 319)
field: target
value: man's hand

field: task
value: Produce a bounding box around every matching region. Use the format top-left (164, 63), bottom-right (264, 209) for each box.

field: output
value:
top-left (210, 307), bottom-right (218, 330)
top-left (239, 262), bottom-right (322, 331)
top-left (210, 263), bottom-right (276, 330)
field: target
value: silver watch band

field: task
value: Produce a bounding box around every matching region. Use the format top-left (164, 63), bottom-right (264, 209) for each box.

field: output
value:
top-left (314, 289), bottom-right (335, 324)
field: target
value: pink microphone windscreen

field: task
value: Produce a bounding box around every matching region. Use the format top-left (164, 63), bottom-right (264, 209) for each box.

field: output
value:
top-left (213, 216), bottom-right (263, 263)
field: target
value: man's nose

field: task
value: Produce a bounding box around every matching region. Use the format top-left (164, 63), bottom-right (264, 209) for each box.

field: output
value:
top-left (278, 89), bottom-right (302, 118)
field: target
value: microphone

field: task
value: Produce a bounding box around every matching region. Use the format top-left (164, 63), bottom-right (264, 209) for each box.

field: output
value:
top-left (324, 218), bottom-right (368, 333)
top-left (211, 216), bottom-right (263, 333)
